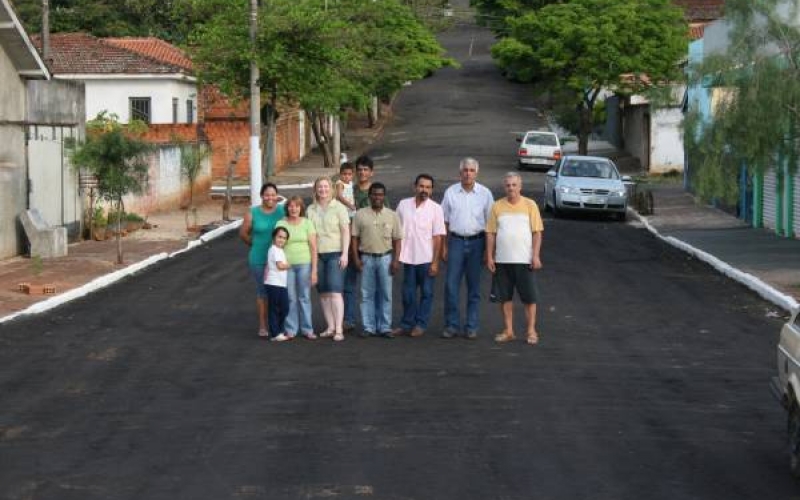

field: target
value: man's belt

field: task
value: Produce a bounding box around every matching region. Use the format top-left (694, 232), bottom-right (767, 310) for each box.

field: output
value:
top-left (449, 231), bottom-right (485, 240)
top-left (360, 250), bottom-right (392, 257)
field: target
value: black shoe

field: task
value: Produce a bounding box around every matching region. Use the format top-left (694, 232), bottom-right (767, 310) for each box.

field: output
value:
top-left (359, 330), bottom-right (372, 338)
top-left (380, 331), bottom-right (394, 339)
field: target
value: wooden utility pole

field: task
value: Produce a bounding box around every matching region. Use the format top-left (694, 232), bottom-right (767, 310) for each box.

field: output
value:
top-left (41, 0), bottom-right (50, 59)
top-left (249, 0), bottom-right (262, 206)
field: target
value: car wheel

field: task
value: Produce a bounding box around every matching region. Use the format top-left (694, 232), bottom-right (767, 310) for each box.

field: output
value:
top-left (789, 403), bottom-right (800, 478)
top-left (518, 161), bottom-right (526, 171)
top-left (543, 189), bottom-right (551, 212)
top-left (551, 191), bottom-right (560, 218)
top-left (616, 210), bottom-right (627, 222)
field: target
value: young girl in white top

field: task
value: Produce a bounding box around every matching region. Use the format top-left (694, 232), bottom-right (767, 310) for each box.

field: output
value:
top-left (335, 162), bottom-right (356, 218)
top-left (264, 227), bottom-right (291, 341)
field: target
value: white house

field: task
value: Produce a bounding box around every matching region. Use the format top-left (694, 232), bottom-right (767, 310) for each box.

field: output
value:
top-left (40, 33), bottom-right (197, 125)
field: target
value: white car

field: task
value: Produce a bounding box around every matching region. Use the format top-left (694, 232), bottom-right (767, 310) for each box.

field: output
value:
top-left (774, 308), bottom-right (800, 477)
top-left (517, 130), bottom-right (562, 170)
top-left (543, 155), bottom-right (630, 221)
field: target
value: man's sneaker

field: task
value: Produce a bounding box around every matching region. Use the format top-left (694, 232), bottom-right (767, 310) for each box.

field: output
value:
top-left (441, 329), bottom-right (458, 339)
top-left (380, 331), bottom-right (395, 339)
top-left (360, 330), bottom-right (372, 338)
top-left (465, 331), bottom-right (478, 340)
top-left (344, 322), bottom-right (356, 332)
top-left (410, 326), bottom-right (425, 338)
top-left (271, 333), bottom-right (289, 342)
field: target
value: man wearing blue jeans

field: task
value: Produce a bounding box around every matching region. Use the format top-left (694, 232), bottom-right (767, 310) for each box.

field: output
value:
top-left (351, 183), bottom-right (403, 338)
top-left (393, 174), bottom-right (446, 337)
top-left (441, 157), bottom-right (495, 339)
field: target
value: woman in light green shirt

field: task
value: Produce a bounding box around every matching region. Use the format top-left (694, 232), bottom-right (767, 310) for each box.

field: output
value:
top-left (307, 177), bottom-right (350, 341)
top-left (276, 196), bottom-right (317, 339)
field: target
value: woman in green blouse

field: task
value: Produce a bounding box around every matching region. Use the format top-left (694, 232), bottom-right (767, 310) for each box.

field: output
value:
top-left (307, 177), bottom-right (350, 341)
top-left (276, 196), bottom-right (318, 339)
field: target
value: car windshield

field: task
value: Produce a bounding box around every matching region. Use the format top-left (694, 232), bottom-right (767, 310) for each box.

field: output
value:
top-left (560, 160), bottom-right (618, 179)
top-left (525, 134), bottom-right (558, 146)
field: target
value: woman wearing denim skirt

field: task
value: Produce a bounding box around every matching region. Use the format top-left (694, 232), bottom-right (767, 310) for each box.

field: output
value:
top-left (276, 196), bottom-right (318, 339)
top-left (307, 177), bottom-right (351, 341)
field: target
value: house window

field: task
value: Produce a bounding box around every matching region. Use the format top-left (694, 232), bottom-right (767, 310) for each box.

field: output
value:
top-left (130, 97), bottom-right (151, 124)
top-left (186, 99), bottom-right (194, 123)
top-left (172, 98), bottom-right (179, 124)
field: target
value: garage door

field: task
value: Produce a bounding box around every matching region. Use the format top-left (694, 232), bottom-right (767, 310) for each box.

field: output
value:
top-left (763, 168), bottom-right (777, 231)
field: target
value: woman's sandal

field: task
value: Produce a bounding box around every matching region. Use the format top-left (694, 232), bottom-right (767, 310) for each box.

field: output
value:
top-left (494, 331), bottom-right (516, 343)
top-left (319, 330), bottom-right (335, 338)
top-left (526, 332), bottom-right (539, 345)
top-left (333, 332), bottom-right (344, 342)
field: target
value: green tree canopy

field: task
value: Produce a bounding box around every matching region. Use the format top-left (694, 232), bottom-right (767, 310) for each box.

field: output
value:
top-left (470, 0), bottom-right (561, 36)
top-left (491, 0), bottom-right (687, 154)
top-left (189, 0), bottom-right (451, 169)
top-left (686, 0), bottom-right (800, 203)
top-left (11, 0), bottom-right (199, 43)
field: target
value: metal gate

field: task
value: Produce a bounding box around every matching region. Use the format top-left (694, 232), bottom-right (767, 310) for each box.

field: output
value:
top-left (26, 125), bottom-right (82, 237)
top-left (763, 168), bottom-right (777, 231)
top-left (794, 168), bottom-right (800, 237)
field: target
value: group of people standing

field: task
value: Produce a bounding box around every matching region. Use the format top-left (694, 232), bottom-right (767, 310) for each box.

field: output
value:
top-left (240, 156), bottom-right (544, 345)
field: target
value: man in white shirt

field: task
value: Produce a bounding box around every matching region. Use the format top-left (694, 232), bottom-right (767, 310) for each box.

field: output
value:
top-left (440, 157), bottom-right (494, 339)
top-left (486, 172), bottom-right (544, 345)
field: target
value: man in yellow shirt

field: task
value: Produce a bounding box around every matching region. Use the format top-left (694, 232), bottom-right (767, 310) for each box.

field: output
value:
top-left (486, 172), bottom-right (544, 345)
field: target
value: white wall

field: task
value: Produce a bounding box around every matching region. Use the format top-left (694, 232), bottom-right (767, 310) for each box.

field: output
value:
top-left (650, 108), bottom-right (684, 174)
top-left (122, 145), bottom-right (211, 216)
top-left (0, 45), bottom-right (28, 258)
top-left (81, 78), bottom-right (197, 124)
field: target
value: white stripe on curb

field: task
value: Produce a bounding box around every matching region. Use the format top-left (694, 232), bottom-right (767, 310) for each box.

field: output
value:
top-left (0, 219), bottom-right (244, 325)
top-left (637, 214), bottom-right (799, 313)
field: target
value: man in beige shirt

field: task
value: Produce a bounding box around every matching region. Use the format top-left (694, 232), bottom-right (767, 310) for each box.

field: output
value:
top-left (351, 182), bottom-right (403, 338)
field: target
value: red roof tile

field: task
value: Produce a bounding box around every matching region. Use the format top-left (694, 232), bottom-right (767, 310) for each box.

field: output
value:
top-left (689, 23), bottom-right (707, 40)
top-left (105, 37), bottom-right (193, 72)
top-left (31, 33), bottom-right (190, 76)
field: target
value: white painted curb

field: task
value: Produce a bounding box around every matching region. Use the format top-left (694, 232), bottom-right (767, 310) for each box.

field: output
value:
top-left (636, 214), bottom-right (799, 313)
top-left (0, 219), bottom-right (243, 325)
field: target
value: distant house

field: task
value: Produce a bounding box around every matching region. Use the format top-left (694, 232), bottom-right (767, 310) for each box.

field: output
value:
top-left (38, 33), bottom-right (197, 126)
top-left (0, 0), bottom-right (85, 259)
top-left (603, 0), bottom-right (724, 173)
top-left (687, 2), bottom-right (800, 238)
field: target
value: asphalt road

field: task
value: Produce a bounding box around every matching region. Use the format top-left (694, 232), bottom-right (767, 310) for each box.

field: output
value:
top-left (1, 20), bottom-right (797, 500)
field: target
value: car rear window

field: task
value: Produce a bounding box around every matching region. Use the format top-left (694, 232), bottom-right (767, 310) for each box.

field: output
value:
top-left (561, 160), bottom-right (619, 179)
top-left (525, 134), bottom-right (558, 146)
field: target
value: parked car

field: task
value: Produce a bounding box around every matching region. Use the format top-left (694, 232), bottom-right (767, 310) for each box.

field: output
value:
top-left (543, 155), bottom-right (630, 220)
top-left (517, 130), bottom-right (562, 170)
top-left (773, 308), bottom-right (800, 477)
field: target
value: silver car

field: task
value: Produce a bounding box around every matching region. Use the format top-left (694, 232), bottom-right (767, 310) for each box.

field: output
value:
top-left (543, 155), bottom-right (630, 221)
top-left (774, 308), bottom-right (800, 477)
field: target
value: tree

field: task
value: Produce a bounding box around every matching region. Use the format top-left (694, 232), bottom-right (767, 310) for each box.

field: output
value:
top-left (11, 0), bottom-right (203, 44)
top-left (189, 0), bottom-right (450, 170)
top-left (178, 140), bottom-right (211, 229)
top-left (71, 112), bottom-right (151, 264)
top-left (685, 0), bottom-right (800, 205)
top-left (470, 0), bottom-right (563, 36)
top-left (491, 0), bottom-right (687, 154)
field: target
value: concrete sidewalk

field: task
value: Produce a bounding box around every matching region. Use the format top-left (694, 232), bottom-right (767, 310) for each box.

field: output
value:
top-left (0, 115), bottom-right (388, 321)
top-left (636, 181), bottom-right (800, 312)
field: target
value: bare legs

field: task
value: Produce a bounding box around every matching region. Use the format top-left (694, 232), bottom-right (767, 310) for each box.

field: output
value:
top-left (496, 302), bottom-right (538, 344)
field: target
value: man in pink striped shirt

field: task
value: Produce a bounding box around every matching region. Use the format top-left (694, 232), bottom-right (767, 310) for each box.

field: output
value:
top-left (393, 174), bottom-right (447, 337)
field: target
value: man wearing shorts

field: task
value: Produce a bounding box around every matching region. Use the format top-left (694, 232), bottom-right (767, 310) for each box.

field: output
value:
top-left (485, 172), bottom-right (544, 345)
